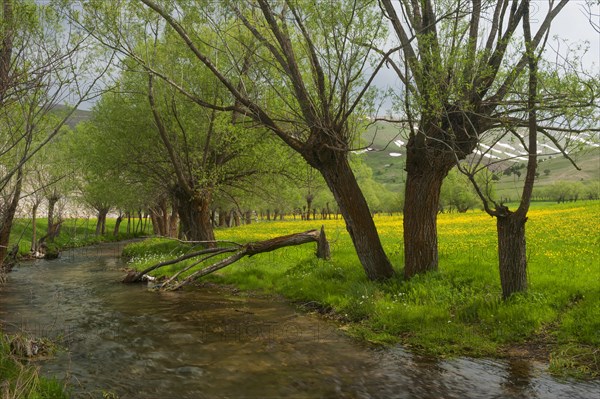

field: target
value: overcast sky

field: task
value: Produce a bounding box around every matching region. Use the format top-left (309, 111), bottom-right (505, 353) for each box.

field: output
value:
top-left (372, 1), bottom-right (600, 115)
top-left (76, 1), bottom-right (599, 112)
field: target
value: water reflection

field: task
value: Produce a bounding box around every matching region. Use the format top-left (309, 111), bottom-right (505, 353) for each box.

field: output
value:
top-left (0, 243), bottom-right (598, 399)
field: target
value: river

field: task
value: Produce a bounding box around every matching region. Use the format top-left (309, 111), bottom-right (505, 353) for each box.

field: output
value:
top-left (0, 242), bottom-right (598, 398)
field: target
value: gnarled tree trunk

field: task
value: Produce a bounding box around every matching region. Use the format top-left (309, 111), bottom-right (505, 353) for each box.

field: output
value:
top-left (403, 166), bottom-right (448, 279)
top-left (175, 190), bottom-right (215, 242)
top-left (497, 213), bottom-right (528, 299)
top-left (316, 151), bottom-right (394, 281)
top-left (402, 109), bottom-right (478, 279)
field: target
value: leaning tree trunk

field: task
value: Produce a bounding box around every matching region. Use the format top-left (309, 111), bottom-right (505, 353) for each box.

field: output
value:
top-left (403, 167), bottom-right (448, 279)
top-left (176, 191), bottom-right (215, 242)
top-left (0, 219), bottom-right (12, 268)
top-left (113, 214), bottom-right (123, 236)
top-left (497, 212), bottom-right (528, 299)
top-left (318, 153), bottom-right (394, 280)
top-left (0, 169), bottom-right (23, 269)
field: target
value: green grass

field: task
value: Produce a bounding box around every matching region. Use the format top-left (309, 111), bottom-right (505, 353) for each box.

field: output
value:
top-left (124, 200), bottom-right (600, 378)
top-left (8, 216), bottom-right (150, 258)
top-left (0, 333), bottom-right (69, 399)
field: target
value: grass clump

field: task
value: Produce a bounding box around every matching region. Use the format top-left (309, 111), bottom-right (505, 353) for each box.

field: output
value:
top-left (0, 332), bottom-right (68, 399)
top-left (125, 200), bottom-right (600, 378)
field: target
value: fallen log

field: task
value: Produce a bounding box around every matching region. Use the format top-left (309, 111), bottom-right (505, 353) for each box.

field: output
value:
top-left (123, 227), bottom-right (330, 290)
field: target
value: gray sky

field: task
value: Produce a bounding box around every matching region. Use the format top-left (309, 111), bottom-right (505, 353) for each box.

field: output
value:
top-left (76, 1), bottom-right (599, 112)
top-left (372, 0), bottom-right (600, 115)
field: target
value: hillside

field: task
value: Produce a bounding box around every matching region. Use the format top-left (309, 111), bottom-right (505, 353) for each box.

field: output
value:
top-left (358, 121), bottom-right (600, 197)
top-left (50, 105), bottom-right (92, 129)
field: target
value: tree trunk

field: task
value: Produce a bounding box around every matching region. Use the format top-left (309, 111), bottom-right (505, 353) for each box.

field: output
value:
top-left (210, 209), bottom-right (216, 227)
top-left (318, 155), bottom-right (394, 280)
top-left (218, 207), bottom-right (226, 227)
top-left (125, 228), bottom-right (331, 288)
top-left (497, 213), bottom-right (528, 299)
top-left (46, 193), bottom-right (60, 243)
top-left (113, 214), bottom-right (123, 236)
top-left (176, 191), bottom-right (215, 242)
top-left (403, 161), bottom-right (450, 279)
top-left (306, 194), bottom-right (313, 220)
top-left (95, 208), bottom-right (109, 236)
top-left (0, 168), bottom-right (22, 269)
top-left (169, 207), bottom-right (179, 238)
top-left (31, 202), bottom-right (39, 253)
top-left (161, 199), bottom-right (169, 235)
top-left (232, 209), bottom-right (240, 227)
top-left (136, 210), bottom-right (143, 233)
top-left (149, 211), bottom-right (161, 235)
top-left (101, 214), bottom-right (107, 235)
top-left (0, 220), bottom-right (12, 269)
top-left (143, 212), bottom-right (149, 233)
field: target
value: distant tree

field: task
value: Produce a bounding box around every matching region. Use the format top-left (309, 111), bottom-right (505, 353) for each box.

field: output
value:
top-left (584, 182), bottom-right (600, 200)
top-left (440, 169), bottom-right (480, 213)
top-left (545, 181), bottom-right (585, 203)
top-left (0, 1), bottom-right (110, 268)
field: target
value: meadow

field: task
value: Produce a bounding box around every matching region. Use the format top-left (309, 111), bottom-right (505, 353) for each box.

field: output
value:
top-left (124, 200), bottom-right (600, 379)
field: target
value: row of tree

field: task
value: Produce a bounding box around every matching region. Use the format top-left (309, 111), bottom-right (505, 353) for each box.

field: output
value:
top-left (535, 181), bottom-right (600, 203)
top-left (83, 0), bottom-right (594, 298)
top-left (2, 1), bottom-right (598, 300)
top-left (0, 0), bottom-right (113, 267)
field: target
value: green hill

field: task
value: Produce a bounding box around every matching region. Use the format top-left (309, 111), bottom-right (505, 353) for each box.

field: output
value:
top-left (358, 121), bottom-right (600, 198)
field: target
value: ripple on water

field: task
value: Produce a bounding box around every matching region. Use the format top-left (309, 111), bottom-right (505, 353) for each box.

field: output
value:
top-left (1, 242), bottom-right (599, 399)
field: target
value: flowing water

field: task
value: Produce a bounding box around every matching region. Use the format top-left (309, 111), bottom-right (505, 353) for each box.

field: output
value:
top-left (0, 242), bottom-right (598, 398)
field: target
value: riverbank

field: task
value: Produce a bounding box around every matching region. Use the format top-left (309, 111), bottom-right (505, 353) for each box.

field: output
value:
top-left (8, 217), bottom-right (149, 260)
top-left (0, 332), bottom-right (68, 398)
top-left (124, 201), bottom-right (600, 380)
top-left (1, 218), bottom-right (147, 398)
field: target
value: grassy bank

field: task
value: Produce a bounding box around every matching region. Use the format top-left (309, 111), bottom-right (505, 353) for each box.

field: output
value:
top-left (124, 201), bottom-right (600, 379)
top-left (1, 217), bottom-right (149, 397)
top-left (8, 217), bottom-right (150, 258)
top-left (0, 333), bottom-right (68, 399)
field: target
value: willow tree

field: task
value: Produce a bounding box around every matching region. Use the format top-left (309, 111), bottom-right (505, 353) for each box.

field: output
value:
top-left (77, 35), bottom-right (288, 242)
top-left (127, 0), bottom-right (396, 280)
top-left (0, 0), bottom-right (108, 268)
top-left (452, 2), bottom-right (599, 298)
top-left (379, 0), bottom-right (598, 278)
